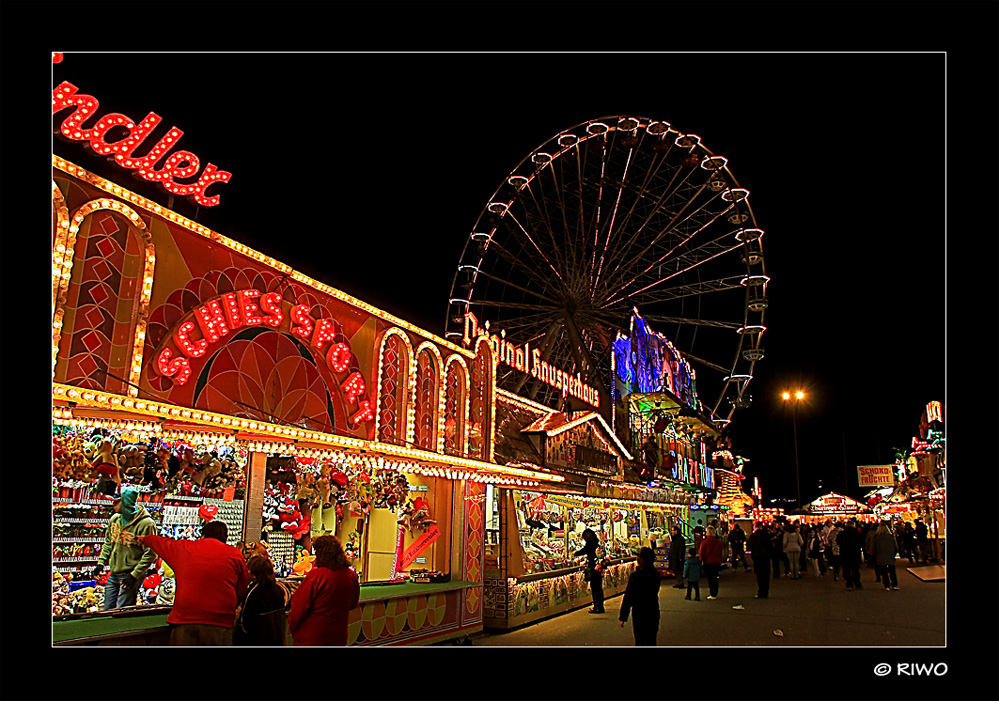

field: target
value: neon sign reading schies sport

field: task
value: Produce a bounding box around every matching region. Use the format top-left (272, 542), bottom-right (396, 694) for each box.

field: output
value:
top-left (155, 289), bottom-right (374, 425)
top-left (52, 82), bottom-right (231, 207)
top-left (462, 311), bottom-right (599, 408)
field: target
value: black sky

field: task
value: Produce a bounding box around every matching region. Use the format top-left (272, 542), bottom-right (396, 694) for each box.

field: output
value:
top-left (51, 49), bottom-right (947, 506)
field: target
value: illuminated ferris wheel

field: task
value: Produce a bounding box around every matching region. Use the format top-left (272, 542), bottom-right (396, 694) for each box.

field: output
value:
top-left (444, 116), bottom-right (768, 421)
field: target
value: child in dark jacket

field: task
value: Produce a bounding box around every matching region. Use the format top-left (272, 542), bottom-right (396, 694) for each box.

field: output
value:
top-left (683, 548), bottom-right (702, 601)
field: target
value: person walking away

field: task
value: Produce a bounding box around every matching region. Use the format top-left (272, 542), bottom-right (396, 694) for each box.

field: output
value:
top-left (771, 524), bottom-right (788, 578)
top-left (619, 547), bottom-right (662, 645)
top-left (863, 523), bottom-right (877, 573)
top-left (807, 527), bottom-right (825, 576)
top-left (91, 488), bottom-right (159, 610)
top-left (728, 523), bottom-right (750, 571)
top-left (288, 535), bottom-right (360, 645)
top-left (826, 522), bottom-right (842, 581)
top-left (234, 554), bottom-right (288, 645)
top-left (574, 528), bottom-right (605, 613)
top-left (915, 519), bottom-right (929, 563)
top-left (699, 526), bottom-right (724, 599)
top-left (668, 526), bottom-right (687, 588)
top-left (137, 521), bottom-right (249, 645)
top-left (874, 522), bottom-right (901, 591)
top-left (902, 523), bottom-right (918, 564)
top-left (836, 519), bottom-right (864, 591)
top-left (783, 523), bottom-right (804, 580)
top-left (683, 547), bottom-right (702, 601)
top-left (747, 522), bottom-right (774, 599)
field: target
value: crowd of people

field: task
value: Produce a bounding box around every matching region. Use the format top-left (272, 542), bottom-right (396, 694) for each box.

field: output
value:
top-left (588, 515), bottom-right (935, 645)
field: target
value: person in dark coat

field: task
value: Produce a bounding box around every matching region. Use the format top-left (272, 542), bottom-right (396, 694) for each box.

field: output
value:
top-left (836, 519), bottom-right (864, 590)
top-left (234, 555), bottom-right (288, 646)
top-left (667, 527), bottom-right (686, 589)
top-left (619, 547), bottom-right (662, 645)
top-left (747, 522), bottom-right (774, 599)
top-left (574, 528), bottom-right (604, 613)
top-left (728, 523), bottom-right (750, 571)
top-left (873, 522), bottom-right (901, 591)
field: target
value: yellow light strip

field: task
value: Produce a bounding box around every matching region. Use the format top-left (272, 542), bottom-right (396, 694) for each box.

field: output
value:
top-left (52, 157), bottom-right (473, 360)
top-left (497, 387), bottom-right (556, 414)
top-left (52, 383), bottom-right (563, 484)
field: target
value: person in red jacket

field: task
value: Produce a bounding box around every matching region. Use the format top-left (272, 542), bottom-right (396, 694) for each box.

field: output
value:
top-left (698, 525), bottom-right (724, 600)
top-left (289, 534), bottom-right (360, 645)
top-left (137, 521), bottom-right (249, 645)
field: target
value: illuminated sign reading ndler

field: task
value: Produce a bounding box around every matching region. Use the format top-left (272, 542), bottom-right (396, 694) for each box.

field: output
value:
top-left (52, 82), bottom-right (231, 207)
top-left (154, 288), bottom-right (374, 425)
top-left (461, 311), bottom-right (599, 408)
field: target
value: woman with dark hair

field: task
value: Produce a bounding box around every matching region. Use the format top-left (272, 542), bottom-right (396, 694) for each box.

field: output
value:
top-left (234, 555), bottom-right (288, 646)
top-left (288, 535), bottom-right (360, 645)
top-left (574, 528), bottom-right (604, 613)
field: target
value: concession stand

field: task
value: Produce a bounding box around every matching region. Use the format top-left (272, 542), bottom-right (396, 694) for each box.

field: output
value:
top-left (50, 77), bottom-right (568, 645)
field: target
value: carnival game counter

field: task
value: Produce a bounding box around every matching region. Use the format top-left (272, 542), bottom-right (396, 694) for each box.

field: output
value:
top-left (54, 578), bottom-right (481, 646)
top-left (483, 556), bottom-right (637, 630)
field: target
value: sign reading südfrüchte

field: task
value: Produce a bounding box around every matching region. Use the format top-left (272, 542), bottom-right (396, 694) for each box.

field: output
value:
top-left (52, 82), bottom-right (231, 207)
top-left (462, 311), bottom-right (599, 408)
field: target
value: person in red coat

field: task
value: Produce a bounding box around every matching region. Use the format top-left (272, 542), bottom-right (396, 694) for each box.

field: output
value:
top-left (289, 534), bottom-right (360, 645)
top-left (698, 526), bottom-right (724, 600)
top-left (138, 521), bottom-right (249, 645)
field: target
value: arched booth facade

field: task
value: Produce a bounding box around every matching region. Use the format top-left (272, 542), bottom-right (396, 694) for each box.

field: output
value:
top-left (51, 158), bottom-right (563, 646)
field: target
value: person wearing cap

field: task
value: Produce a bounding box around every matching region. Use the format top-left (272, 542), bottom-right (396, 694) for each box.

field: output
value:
top-left (618, 546), bottom-right (662, 645)
top-left (91, 488), bottom-right (159, 610)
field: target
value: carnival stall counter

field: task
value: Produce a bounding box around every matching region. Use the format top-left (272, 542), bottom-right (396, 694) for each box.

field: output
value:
top-left (485, 555), bottom-right (637, 630)
top-left (54, 576), bottom-right (482, 646)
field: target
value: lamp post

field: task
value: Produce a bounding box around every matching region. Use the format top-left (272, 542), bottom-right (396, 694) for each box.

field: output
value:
top-left (782, 390), bottom-right (805, 508)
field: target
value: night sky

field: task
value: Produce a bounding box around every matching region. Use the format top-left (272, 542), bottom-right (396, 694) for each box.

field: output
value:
top-left (51, 50), bottom-right (945, 507)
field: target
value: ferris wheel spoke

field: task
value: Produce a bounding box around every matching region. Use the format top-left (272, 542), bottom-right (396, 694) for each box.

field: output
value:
top-left (498, 210), bottom-right (569, 287)
top-left (679, 350), bottom-right (736, 376)
top-left (518, 175), bottom-right (571, 284)
top-left (629, 274), bottom-right (748, 305)
top-left (642, 315), bottom-right (744, 330)
top-left (598, 184), bottom-right (726, 303)
top-left (477, 239), bottom-right (564, 303)
top-left (603, 236), bottom-right (742, 308)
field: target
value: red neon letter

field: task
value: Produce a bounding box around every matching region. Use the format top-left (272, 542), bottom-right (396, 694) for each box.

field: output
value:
top-left (173, 320), bottom-right (208, 358)
top-left (290, 304), bottom-right (313, 340)
top-left (190, 164), bottom-right (233, 207)
top-left (351, 399), bottom-right (375, 425)
top-left (52, 82), bottom-right (100, 141)
top-left (237, 289), bottom-right (264, 327)
top-left (220, 293), bottom-right (243, 331)
top-left (194, 300), bottom-right (231, 343)
top-left (341, 372), bottom-right (367, 405)
top-left (311, 318), bottom-right (337, 350)
top-left (259, 292), bottom-right (284, 328)
top-left (156, 348), bottom-right (192, 385)
top-left (326, 342), bottom-right (352, 373)
top-left (111, 112), bottom-right (165, 169)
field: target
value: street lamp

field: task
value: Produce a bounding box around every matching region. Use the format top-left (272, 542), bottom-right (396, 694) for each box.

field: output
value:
top-left (782, 390), bottom-right (805, 508)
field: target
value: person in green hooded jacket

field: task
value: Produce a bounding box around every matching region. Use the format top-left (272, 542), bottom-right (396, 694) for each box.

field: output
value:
top-left (92, 488), bottom-right (159, 610)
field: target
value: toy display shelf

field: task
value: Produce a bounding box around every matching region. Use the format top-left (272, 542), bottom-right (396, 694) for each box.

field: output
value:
top-left (53, 556), bottom-right (100, 563)
top-left (54, 518), bottom-right (112, 524)
top-left (52, 497), bottom-right (118, 505)
top-left (53, 537), bottom-right (104, 543)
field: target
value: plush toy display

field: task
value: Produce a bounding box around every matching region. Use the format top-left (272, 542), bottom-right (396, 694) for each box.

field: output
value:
top-left (397, 496), bottom-right (437, 536)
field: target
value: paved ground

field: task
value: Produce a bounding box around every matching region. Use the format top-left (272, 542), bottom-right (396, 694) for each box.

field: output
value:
top-left (465, 560), bottom-right (945, 647)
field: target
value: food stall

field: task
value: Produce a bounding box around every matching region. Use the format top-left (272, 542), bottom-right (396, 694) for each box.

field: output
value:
top-left (50, 80), bottom-right (569, 643)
